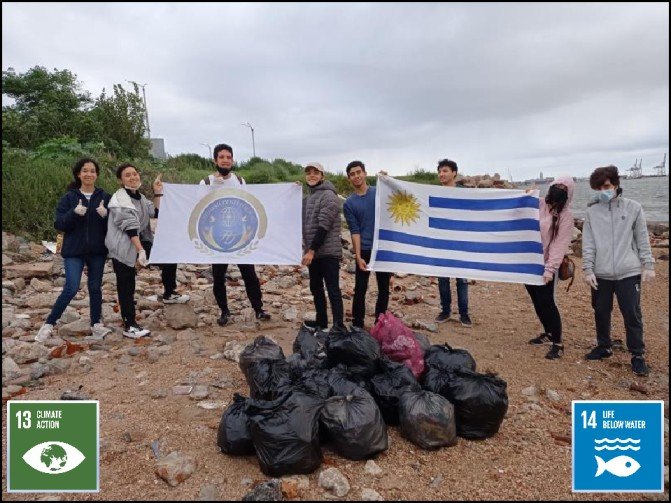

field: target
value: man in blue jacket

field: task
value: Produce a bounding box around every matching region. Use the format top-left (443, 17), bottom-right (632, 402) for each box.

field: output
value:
top-left (343, 160), bottom-right (391, 328)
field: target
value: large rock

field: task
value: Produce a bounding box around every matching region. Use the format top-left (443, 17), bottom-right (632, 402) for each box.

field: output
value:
top-left (3, 262), bottom-right (53, 279)
top-left (5, 341), bottom-right (51, 365)
top-left (58, 319), bottom-right (91, 338)
top-left (23, 293), bottom-right (56, 309)
top-left (164, 304), bottom-right (198, 329)
top-left (30, 278), bottom-right (52, 293)
top-left (477, 179), bottom-right (494, 188)
top-left (2, 357), bottom-right (22, 383)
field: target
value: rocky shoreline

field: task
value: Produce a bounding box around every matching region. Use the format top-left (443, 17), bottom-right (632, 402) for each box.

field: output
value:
top-left (2, 230), bottom-right (669, 500)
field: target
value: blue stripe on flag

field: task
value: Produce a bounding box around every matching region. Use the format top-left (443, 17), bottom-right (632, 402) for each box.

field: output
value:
top-left (378, 229), bottom-right (543, 254)
top-left (429, 195), bottom-right (539, 210)
top-left (375, 250), bottom-right (545, 275)
top-left (429, 217), bottom-right (540, 232)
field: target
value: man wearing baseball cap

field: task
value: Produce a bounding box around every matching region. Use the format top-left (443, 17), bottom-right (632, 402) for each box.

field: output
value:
top-left (301, 161), bottom-right (344, 332)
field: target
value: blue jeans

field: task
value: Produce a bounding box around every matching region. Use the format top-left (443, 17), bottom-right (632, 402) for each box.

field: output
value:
top-left (438, 277), bottom-right (469, 317)
top-left (47, 255), bottom-right (107, 326)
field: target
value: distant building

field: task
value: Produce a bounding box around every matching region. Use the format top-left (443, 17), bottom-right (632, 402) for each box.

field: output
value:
top-left (150, 138), bottom-right (167, 160)
top-left (540, 171), bottom-right (544, 180)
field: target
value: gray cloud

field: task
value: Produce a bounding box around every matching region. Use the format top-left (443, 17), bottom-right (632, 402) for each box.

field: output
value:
top-left (2, 2), bottom-right (668, 178)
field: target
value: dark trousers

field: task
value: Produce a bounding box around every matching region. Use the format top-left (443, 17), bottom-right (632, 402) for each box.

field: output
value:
top-left (438, 277), bottom-right (469, 317)
top-left (352, 249), bottom-right (391, 327)
top-left (212, 263), bottom-right (263, 315)
top-left (142, 241), bottom-right (177, 298)
top-left (112, 258), bottom-right (138, 328)
top-left (591, 275), bottom-right (644, 355)
top-left (525, 274), bottom-right (562, 343)
top-left (308, 257), bottom-right (344, 328)
top-left (47, 254), bottom-right (107, 326)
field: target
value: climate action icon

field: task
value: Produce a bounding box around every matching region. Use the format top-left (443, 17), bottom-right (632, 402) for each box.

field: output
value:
top-left (22, 441), bottom-right (86, 474)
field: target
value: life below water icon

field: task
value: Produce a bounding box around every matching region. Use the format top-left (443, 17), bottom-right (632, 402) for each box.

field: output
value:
top-left (594, 455), bottom-right (641, 478)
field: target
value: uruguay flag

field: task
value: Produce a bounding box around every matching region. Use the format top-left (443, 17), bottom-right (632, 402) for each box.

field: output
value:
top-left (369, 175), bottom-right (545, 285)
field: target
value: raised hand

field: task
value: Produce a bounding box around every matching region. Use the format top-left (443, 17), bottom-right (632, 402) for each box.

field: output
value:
top-left (153, 173), bottom-right (163, 195)
top-left (74, 200), bottom-right (87, 216)
top-left (96, 200), bottom-right (108, 218)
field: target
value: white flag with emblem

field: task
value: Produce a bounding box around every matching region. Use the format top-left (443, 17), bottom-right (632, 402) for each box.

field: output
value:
top-left (149, 182), bottom-right (302, 264)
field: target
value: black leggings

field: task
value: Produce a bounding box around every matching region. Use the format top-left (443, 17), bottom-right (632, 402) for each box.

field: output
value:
top-left (525, 274), bottom-right (562, 343)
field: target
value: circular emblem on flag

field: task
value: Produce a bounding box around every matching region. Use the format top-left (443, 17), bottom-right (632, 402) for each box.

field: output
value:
top-left (189, 189), bottom-right (267, 255)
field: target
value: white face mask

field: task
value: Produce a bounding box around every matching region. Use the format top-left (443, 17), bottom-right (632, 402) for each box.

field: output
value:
top-left (124, 183), bottom-right (141, 191)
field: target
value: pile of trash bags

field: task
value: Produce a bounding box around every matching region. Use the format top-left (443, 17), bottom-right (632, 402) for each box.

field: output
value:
top-left (217, 312), bottom-right (508, 476)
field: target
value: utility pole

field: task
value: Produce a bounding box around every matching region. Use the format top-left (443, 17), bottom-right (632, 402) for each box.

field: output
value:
top-left (127, 80), bottom-right (150, 139)
top-left (241, 122), bottom-right (256, 157)
top-left (200, 143), bottom-right (212, 159)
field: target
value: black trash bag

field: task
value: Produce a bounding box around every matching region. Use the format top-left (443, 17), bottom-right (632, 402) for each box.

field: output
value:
top-left (324, 367), bottom-right (363, 397)
top-left (325, 326), bottom-right (380, 378)
top-left (441, 368), bottom-right (508, 440)
top-left (245, 358), bottom-right (293, 400)
top-left (292, 367), bottom-right (333, 400)
top-left (421, 365), bottom-right (454, 397)
top-left (370, 358), bottom-right (421, 425)
top-left (293, 326), bottom-right (327, 362)
top-left (246, 391), bottom-right (324, 476)
top-left (413, 332), bottom-right (432, 354)
top-left (398, 390), bottom-right (457, 450)
top-left (424, 343), bottom-right (476, 372)
top-left (217, 393), bottom-right (255, 455)
top-left (239, 336), bottom-right (285, 379)
top-left (320, 388), bottom-right (388, 460)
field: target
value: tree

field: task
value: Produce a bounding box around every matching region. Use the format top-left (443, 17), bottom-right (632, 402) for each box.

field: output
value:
top-left (89, 83), bottom-right (150, 159)
top-left (2, 66), bottom-right (94, 148)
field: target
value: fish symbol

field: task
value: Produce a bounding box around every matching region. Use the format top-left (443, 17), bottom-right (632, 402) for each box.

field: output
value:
top-left (594, 455), bottom-right (641, 478)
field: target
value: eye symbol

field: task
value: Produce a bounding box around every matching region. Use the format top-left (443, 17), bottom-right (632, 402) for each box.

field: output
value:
top-left (22, 441), bottom-right (86, 474)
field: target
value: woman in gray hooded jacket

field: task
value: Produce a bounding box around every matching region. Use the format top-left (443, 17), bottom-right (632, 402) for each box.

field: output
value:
top-left (106, 164), bottom-right (164, 339)
top-left (301, 162), bottom-right (344, 331)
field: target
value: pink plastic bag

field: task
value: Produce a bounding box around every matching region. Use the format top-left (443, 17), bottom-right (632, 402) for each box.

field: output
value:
top-left (371, 312), bottom-right (425, 378)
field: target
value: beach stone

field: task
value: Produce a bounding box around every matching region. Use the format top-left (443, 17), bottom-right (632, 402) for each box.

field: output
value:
top-left (361, 488), bottom-right (384, 501)
top-left (58, 320), bottom-right (91, 338)
top-left (318, 467), bottom-right (350, 497)
top-left (364, 460), bottom-right (383, 476)
top-left (155, 451), bottom-right (197, 487)
top-left (242, 479), bottom-right (283, 501)
top-left (164, 304), bottom-right (198, 329)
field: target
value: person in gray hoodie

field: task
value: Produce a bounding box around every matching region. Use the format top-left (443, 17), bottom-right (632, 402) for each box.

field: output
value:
top-left (301, 162), bottom-right (344, 331)
top-left (106, 164), bottom-right (168, 339)
top-left (582, 165), bottom-right (655, 376)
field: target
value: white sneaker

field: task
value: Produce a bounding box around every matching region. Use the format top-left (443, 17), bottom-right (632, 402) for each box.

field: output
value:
top-left (123, 325), bottom-right (151, 339)
top-left (35, 323), bottom-right (54, 343)
top-left (162, 293), bottom-right (190, 304)
top-left (91, 323), bottom-right (112, 340)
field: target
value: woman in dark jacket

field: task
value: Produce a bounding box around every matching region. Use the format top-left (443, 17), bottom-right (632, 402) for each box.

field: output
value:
top-left (301, 162), bottom-right (344, 332)
top-left (35, 158), bottom-right (112, 342)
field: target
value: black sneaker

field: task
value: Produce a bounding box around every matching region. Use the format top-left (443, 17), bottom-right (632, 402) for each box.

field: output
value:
top-left (255, 309), bottom-right (271, 321)
top-left (460, 314), bottom-right (472, 327)
top-left (545, 344), bottom-right (564, 360)
top-left (217, 312), bottom-right (231, 326)
top-left (585, 346), bottom-right (613, 360)
top-left (529, 333), bottom-right (552, 345)
top-left (435, 312), bottom-right (451, 323)
top-left (631, 356), bottom-right (649, 376)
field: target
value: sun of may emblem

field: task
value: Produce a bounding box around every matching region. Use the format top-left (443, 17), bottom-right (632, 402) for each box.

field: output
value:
top-left (387, 190), bottom-right (420, 226)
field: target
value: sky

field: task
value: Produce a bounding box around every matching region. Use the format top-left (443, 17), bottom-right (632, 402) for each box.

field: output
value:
top-left (2, 2), bottom-right (669, 180)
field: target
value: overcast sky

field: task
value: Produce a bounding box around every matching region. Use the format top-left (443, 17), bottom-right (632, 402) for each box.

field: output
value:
top-left (3, 2), bottom-right (669, 179)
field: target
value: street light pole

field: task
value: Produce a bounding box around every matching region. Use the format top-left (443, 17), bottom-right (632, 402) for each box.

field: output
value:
top-left (241, 122), bottom-right (256, 158)
top-left (127, 80), bottom-right (150, 139)
top-left (200, 143), bottom-right (212, 159)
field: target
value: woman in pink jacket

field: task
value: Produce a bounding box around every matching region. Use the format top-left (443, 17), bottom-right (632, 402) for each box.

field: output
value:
top-left (526, 175), bottom-right (575, 359)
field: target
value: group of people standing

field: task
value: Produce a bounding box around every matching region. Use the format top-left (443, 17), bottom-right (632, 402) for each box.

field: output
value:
top-left (35, 146), bottom-right (656, 377)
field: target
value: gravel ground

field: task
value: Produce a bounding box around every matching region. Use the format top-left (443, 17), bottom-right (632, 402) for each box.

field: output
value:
top-left (2, 253), bottom-right (669, 501)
